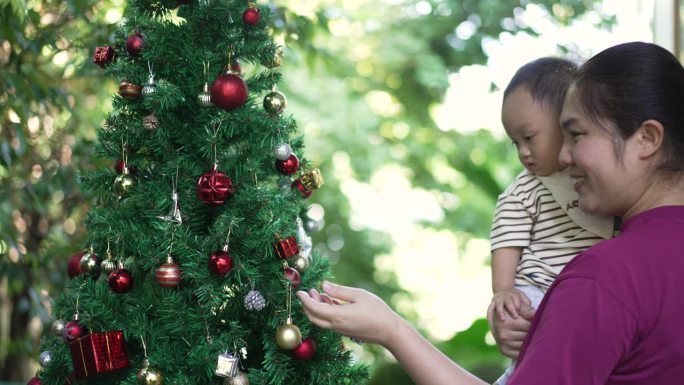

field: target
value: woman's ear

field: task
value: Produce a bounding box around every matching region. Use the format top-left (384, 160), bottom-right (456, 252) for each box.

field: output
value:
top-left (636, 119), bottom-right (664, 159)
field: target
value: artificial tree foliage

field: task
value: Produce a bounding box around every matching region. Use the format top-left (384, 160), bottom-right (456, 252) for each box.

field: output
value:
top-left (30, 1), bottom-right (367, 384)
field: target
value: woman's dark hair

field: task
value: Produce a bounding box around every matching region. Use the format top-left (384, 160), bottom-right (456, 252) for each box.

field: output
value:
top-left (503, 57), bottom-right (578, 113)
top-left (574, 41), bottom-right (684, 172)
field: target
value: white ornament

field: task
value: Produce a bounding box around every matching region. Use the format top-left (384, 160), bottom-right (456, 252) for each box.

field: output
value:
top-left (274, 143), bottom-right (292, 161)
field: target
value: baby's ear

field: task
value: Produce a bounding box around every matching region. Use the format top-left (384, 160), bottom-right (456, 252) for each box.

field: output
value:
top-left (635, 119), bottom-right (664, 159)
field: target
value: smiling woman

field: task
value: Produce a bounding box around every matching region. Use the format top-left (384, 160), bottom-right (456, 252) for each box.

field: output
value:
top-left (299, 41), bottom-right (684, 385)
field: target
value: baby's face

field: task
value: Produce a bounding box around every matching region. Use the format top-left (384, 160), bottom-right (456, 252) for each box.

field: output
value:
top-left (501, 87), bottom-right (564, 176)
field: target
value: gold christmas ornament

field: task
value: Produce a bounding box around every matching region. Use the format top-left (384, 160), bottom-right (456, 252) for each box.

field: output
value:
top-left (51, 319), bottom-right (66, 336)
top-left (275, 317), bottom-right (302, 350)
top-left (291, 254), bottom-right (309, 273)
top-left (300, 168), bottom-right (324, 191)
top-left (113, 167), bottom-right (135, 198)
top-left (79, 247), bottom-right (100, 276)
top-left (137, 359), bottom-right (163, 385)
top-left (263, 88), bottom-right (287, 115)
top-left (261, 47), bottom-right (283, 68)
top-left (225, 370), bottom-right (250, 385)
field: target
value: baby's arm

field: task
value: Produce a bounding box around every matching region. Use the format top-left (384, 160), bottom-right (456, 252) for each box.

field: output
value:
top-left (488, 247), bottom-right (531, 321)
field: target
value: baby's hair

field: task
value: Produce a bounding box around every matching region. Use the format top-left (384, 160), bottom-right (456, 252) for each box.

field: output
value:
top-left (503, 57), bottom-right (578, 113)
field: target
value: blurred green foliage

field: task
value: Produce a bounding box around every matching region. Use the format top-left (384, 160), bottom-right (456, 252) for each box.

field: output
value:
top-left (0, 0), bottom-right (608, 382)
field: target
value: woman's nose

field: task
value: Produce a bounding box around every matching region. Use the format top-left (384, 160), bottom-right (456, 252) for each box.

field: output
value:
top-left (558, 135), bottom-right (573, 169)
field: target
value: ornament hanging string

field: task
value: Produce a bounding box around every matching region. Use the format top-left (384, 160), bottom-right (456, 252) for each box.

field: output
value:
top-left (75, 280), bottom-right (87, 316)
top-left (211, 123), bottom-right (219, 167)
top-left (121, 138), bottom-right (128, 168)
top-left (203, 61), bottom-right (209, 83)
top-left (147, 61), bottom-right (154, 80)
top-left (141, 336), bottom-right (148, 359)
top-left (204, 318), bottom-right (213, 344)
top-left (286, 283), bottom-right (292, 319)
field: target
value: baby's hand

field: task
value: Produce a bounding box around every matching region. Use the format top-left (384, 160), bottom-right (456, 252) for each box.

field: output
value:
top-left (487, 288), bottom-right (531, 322)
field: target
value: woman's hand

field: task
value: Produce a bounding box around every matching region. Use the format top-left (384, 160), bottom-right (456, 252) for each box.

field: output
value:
top-left (489, 303), bottom-right (535, 359)
top-left (296, 281), bottom-right (400, 346)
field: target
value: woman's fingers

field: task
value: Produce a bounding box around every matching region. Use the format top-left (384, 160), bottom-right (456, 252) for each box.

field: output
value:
top-left (321, 281), bottom-right (361, 303)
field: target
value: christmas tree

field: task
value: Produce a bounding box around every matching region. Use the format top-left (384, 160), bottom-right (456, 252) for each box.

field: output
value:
top-left (29, 1), bottom-right (368, 384)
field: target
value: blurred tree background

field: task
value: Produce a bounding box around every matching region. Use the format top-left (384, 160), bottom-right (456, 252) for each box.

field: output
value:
top-left (1, 0), bottom-right (612, 383)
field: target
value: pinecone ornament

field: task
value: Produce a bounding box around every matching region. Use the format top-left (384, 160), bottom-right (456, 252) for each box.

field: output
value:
top-left (244, 290), bottom-right (266, 311)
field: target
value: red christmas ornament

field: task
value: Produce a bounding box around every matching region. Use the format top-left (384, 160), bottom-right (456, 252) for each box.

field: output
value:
top-left (125, 31), bottom-right (144, 57)
top-left (290, 336), bottom-right (316, 360)
top-left (67, 250), bottom-right (86, 278)
top-left (63, 317), bottom-right (88, 342)
top-left (114, 160), bottom-right (137, 175)
top-left (275, 154), bottom-right (299, 175)
top-left (27, 377), bottom-right (41, 385)
top-left (119, 81), bottom-right (142, 100)
top-left (210, 72), bottom-right (248, 111)
top-left (292, 179), bottom-right (313, 198)
top-left (230, 57), bottom-right (242, 74)
top-left (284, 266), bottom-right (301, 288)
top-left (196, 164), bottom-right (235, 205)
top-left (274, 236), bottom-right (299, 260)
top-left (155, 255), bottom-right (181, 288)
top-left (108, 268), bottom-right (134, 293)
top-left (93, 46), bottom-right (115, 68)
top-left (208, 248), bottom-right (234, 276)
top-left (242, 7), bottom-right (261, 25)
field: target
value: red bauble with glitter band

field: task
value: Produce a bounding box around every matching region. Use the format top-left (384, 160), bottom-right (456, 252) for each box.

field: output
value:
top-left (27, 377), bottom-right (41, 385)
top-left (196, 164), bottom-right (235, 205)
top-left (155, 256), bottom-right (181, 288)
top-left (290, 336), bottom-right (316, 360)
top-left (275, 154), bottom-right (299, 175)
top-left (210, 72), bottom-right (248, 111)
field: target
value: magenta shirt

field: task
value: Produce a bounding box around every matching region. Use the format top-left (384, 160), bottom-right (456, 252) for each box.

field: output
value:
top-left (509, 206), bottom-right (684, 384)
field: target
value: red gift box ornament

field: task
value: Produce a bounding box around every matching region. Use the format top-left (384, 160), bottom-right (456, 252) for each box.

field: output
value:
top-left (69, 330), bottom-right (130, 380)
top-left (93, 46), bottom-right (115, 68)
top-left (196, 163), bottom-right (235, 205)
top-left (274, 236), bottom-right (299, 260)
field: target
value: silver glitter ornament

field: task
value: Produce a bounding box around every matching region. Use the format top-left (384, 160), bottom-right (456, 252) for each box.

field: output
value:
top-left (274, 143), bottom-right (292, 161)
top-left (304, 218), bottom-right (320, 233)
top-left (225, 370), bottom-right (250, 385)
top-left (38, 350), bottom-right (53, 368)
top-left (244, 290), bottom-right (266, 311)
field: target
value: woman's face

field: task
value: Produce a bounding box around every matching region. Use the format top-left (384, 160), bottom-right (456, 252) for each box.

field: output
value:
top-left (558, 86), bottom-right (644, 218)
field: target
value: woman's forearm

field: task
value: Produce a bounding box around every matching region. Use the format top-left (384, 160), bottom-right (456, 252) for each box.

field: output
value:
top-left (383, 316), bottom-right (488, 385)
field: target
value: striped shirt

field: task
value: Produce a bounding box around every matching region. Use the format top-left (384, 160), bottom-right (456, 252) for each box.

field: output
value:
top-left (490, 171), bottom-right (610, 290)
